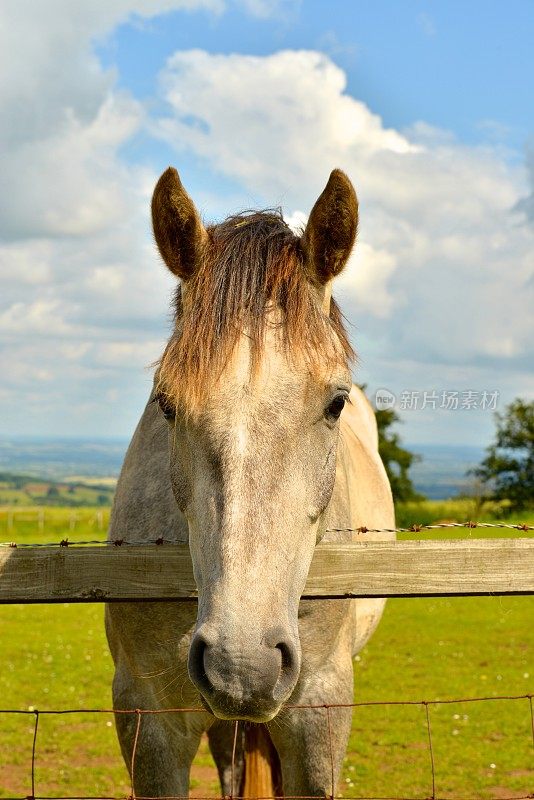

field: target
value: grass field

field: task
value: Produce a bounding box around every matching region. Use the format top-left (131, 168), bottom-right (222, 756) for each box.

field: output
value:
top-left (0, 502), bottom-right (532, 799)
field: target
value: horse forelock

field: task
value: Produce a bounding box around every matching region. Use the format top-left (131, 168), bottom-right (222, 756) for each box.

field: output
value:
top-left (156, 209), bottom-right (354, 415)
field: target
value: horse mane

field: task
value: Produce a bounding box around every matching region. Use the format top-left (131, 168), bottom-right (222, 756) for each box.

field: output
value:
top-left (157, 209), bottom-right (354, 414)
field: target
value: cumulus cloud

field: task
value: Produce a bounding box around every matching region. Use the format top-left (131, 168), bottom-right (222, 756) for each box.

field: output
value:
top-left (1, 95), bottom-right (143, 240)
top-left (156, 50), bottom-right (415, 201)
top-left (0, 1), bottom-right (230, 239)
top-left (0, 1), bottom-right (222, 435)
top-left (156, 49), bottom-right (534, 381)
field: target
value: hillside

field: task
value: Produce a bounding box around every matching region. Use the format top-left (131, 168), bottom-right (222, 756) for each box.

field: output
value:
top-left (0, 472), bottom-right (115, 507)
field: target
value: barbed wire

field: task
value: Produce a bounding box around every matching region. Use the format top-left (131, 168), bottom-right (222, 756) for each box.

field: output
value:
top-left (1, 694), bottom-right (532, 800)
top-left (325, 521), bottom-right (533, 534)
top-left (0, 520), bottom-right (532, 548)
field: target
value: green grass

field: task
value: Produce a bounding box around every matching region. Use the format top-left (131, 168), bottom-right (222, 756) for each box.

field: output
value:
top-left (0, 507), bottom-right (109, 545)
top-left (395, 497), bottom-right (533, 534)
top-left (0, 503), bottom-right (532, 799)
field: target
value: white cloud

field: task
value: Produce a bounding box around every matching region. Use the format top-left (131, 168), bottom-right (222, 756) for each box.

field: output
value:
top-left (416, 12), bottom-right (436, 38)
top-left (0, 2), bottom-right (216, 239)
top-left (517, 142), bottom-right (534, 224)
top-left (0, 1), bottom-right (214, 434)
top-left (95, 340), bottom-right (165, 367)
top-left (232, 0), bottom-right (298, 18)
top-left (2, 95), bottom-right (143, 240)
top-left (0, 299), bottom-right (73, 336)
top-left (338, 243), bottom-right (397, 318)
top-left (156, 50), bottom-right (415, 203)
top-left (1, 241), bottom-right (53, 285)
top-left (287, 212), bottom-right (397, 317)
top-left (156, 49), bottom-right (534, 380)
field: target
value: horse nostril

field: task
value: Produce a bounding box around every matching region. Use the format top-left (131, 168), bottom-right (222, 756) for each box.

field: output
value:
top-left (276, 640), bottom-right (294, 677)
top-left (188, 632), bottom-right (212, 696)
top-left (263, 628), bottom-right (299, 702)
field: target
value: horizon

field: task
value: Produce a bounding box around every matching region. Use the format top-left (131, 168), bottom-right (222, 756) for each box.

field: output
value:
top-left (0, 433), bottom-right (489, 450)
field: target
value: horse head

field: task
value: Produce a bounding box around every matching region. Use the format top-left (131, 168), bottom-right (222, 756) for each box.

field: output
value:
top-left (152, 167), bottom-right (358, 722)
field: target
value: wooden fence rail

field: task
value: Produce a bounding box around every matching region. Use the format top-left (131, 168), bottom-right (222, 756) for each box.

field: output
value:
top-left (0, 538), bottom-right (533, 603)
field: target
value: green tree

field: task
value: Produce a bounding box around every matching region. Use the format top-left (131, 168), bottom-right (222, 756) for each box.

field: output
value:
top-left (375, 407), bottom-right (424, 502)
top-left (470, 398), bottom-right (534, 511)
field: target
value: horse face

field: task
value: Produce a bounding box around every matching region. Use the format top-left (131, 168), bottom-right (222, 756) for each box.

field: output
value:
top-left (166, 339), bottom-right (352, 721)
top-left (152, 166), bottom-right (358, 721)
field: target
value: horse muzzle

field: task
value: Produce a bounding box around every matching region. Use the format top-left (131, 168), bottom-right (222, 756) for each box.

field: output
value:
top-left (188, 624), bottom-right (300, 721)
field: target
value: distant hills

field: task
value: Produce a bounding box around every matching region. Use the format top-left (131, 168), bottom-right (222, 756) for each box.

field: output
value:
top-left (0, 439), bottom-right (126, 480)
top-left (407, 443), bottom-right (485, 500)
top-left (0, 471), bottom-right (115, 507)
top-left (0, 438), bottom-right (486, 503)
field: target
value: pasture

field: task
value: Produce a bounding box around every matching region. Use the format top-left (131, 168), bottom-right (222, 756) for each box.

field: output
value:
top-left (0, 502), bottom-right (532, 799)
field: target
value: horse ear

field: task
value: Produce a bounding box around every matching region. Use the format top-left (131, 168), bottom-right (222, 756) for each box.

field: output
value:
top-left (301, 169), bottom-right (358, 285)
top-left (151, 167), bottom-right (206, 279)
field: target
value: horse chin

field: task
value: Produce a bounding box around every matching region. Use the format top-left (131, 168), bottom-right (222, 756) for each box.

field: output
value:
top-left (199, 692), bottom-right (282, 723)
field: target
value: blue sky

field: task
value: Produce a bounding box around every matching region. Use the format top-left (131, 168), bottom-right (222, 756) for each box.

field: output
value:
top-left (102, 0), bottom-right (533, 150)
top-left (0, 0), bottom-right (533, 446)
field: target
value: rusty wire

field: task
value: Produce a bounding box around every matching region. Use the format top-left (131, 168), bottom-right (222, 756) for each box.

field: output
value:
top-left (422, 702), bottom-right (435, 800)
top-left (74, 794), bottom-right (531, 800)
top-left (325, 706), bottom-right (335, 800)
top-left (30, 708), bottom-right (39, 800)
top-left (231, 719), bottom-right (239, 798)
top-left (0, 520), bottom-right (532, 549)
top-left (1, 694), bottom-right (532, 800)
top-left (130, 710), bottom-right (142, 800)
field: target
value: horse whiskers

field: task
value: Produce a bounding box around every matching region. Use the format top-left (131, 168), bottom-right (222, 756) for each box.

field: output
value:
top-left (269, 713), bottom-right (292, 734)
top-left (179, 674), bottom-right (196, 706)
top-left (155, 682), bottom-right (180, 704)
top-left (155, 666), bottom-right (191, 701)
top-left (135, 665), bottom-right (177, 680)
top-left (152, 634), bottom-right (191, 647)
top-left (157, 673), bottom-right (197, 707)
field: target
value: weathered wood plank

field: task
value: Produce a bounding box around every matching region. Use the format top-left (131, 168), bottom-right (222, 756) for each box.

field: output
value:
top-left (0, 539), bottom-right (532, 603)
top-left (306, 539), bottom-right (534, 597)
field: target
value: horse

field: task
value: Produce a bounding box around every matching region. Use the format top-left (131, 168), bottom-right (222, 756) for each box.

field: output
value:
top-left (106, 166), bottom-right (395, 799)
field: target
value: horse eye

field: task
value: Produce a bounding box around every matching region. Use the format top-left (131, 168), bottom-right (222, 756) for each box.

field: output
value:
top-left (325, 394), bottom-right (346, 420)
top-left (157, 393), bottom-right (175, 422)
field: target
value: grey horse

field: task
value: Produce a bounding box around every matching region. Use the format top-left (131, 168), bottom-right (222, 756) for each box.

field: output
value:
top-left (106, 167), bottom-right (394, 798)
